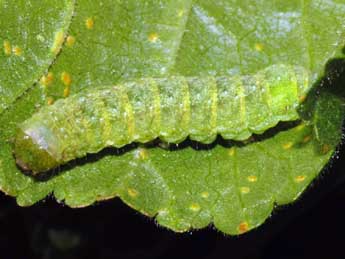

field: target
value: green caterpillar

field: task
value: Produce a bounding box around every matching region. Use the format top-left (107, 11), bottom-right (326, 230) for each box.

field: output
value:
top-left (14, 64), bottom-right (311, 174)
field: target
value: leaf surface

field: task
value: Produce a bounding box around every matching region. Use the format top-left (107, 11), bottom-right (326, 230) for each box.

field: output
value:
top-left (0, 0), bottom-right (75, 113)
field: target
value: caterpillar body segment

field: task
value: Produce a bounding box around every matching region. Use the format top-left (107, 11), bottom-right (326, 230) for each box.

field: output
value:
top-left (14, 64), bottom-right (311, 174)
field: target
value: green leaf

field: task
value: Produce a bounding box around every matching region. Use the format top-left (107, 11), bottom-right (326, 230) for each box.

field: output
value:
top-left (1, 0), bottom-right (345, 235)
top-left (0, 0), bottom-right (75, 113)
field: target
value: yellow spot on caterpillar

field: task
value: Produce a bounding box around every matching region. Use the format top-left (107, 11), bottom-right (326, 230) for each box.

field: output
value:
top-left (40, 72), bottom-right (54, 87)
top-left (13, 46), bottom-right (22, 56)
top-left (61, 72), bottom-right (72, 87)
top-left (255, 43), bottom-right (264, 51)
top-left (66, 35), bottom-right (76, 47)
top-left (283, 142), bottom-right (293, 150)
top-left (85, 17), bottom-right (94, 29)
top-left (127, 188), bottom-right (139, 198)
top-left (136, 148), bottom-right (149, 160)
top-left (240, 187), bottom-right (250, 194)
top-left (238, 221), bottom-right (249, 234)
top-left (295, 175), bottom-right (306, 183)
top-left (247, 175), bottom-right (257, 182)
top-left (148, 32), bottom-right (159, 43)
top-left (201, 191), bottom-right (209, 198)
top-left (228, 147), bottom-right (236, 156)
top-left (178, 9), bottom-right (185, 17)
top-left (63, 86), bottom-right (71, 98)
top-left (302, 135), bottom-right (311, 143)
top-left (51, 30), bottom-right (64, 54)
top-left (47, 97), bottom-right (54, 105)
top-left (3, 40), bottom-right (11, 55)
top-left (190, 203), bottom-right (201, 212)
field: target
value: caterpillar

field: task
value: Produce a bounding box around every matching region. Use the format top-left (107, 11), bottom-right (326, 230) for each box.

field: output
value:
top-left (14, 64), bottom-right (311, 174)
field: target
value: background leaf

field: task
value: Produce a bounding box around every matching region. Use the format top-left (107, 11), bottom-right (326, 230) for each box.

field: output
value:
top-left (1, 0), bottom-right (345, 235)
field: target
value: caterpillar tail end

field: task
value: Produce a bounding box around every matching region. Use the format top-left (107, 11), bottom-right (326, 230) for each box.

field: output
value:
top-left (13, 128), bottom-right (59, 175)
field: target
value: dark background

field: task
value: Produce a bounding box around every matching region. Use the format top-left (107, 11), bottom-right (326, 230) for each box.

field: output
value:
top-left (0, 142), bottom-right (344, 259)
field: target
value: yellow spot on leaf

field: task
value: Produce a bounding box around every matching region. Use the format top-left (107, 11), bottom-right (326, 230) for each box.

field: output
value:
top-left (47, 97), bottom-right (54, 105)
top-left (255, 43), bottom-right (264, 51)
top-left (238, 221), bottom-right (249, 234)
top-left (240, 187), bottom-right (250, 194)
top-left (201, 191), bottom-right (209, 198)
top-left (321, 144), bottom-right (331, 154)
top-left (148, 32), bottom-right (159, 43)
top-left (228, 147), bottom-right (236, 156)
top-left (247, 175), bottom-right (257, 182)
top-left (127, 188), bottom-right (139, 198)
top-left (51, 30), bottom-right (64, 54)
top-left (282, 142), bottom-right (293, 150)
top-left (190, 203), bottom-right (201, 212)
top-left (3, 40), bottom-right (11, 55)
top-left (40, 72), bottom-right (54, 87)
top-left (302, 135), bottom-right (311, 143)
top-left (63, 86), bottom-right (71, 98)
top-left (61, 72), bottom-right (72, 87)
top-left (295, 175), bottom-right (306, 183)
top-left (299, 94), bottom-right (307, 102)
top-left (85, 17), bottom-right (94, 29)
top-left (66, 35), bottom-right (76, 47)
top-left (13, 46), bottom-right (22, 56)
top-left (137, 148), bottom-right (149, 160)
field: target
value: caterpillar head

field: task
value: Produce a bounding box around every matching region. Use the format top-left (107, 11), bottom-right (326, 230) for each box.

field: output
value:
top-left (14, 123), bottom-right (60, 175)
